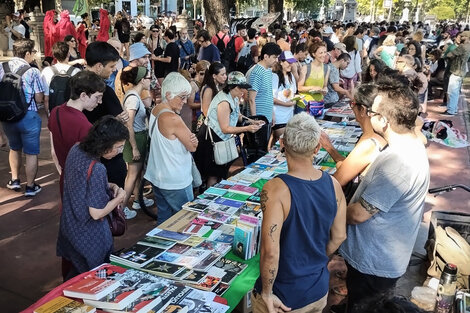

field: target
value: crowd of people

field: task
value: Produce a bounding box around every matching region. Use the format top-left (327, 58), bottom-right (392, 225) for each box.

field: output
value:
top-left (1, 9), bottom-right (469, 313)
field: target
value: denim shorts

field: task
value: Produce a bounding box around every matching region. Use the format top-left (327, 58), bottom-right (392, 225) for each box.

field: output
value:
top-left (2, 110), bottom-right (42, 155)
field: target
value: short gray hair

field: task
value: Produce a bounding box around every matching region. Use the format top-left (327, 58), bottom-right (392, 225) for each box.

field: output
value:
top-left (283, 112), bottom-right (321, 156)
top-left (161, 72), bottom-right (192, 100)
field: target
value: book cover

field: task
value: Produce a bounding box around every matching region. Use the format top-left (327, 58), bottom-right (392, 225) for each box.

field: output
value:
top-left (181, 236), bottom-right (205, 247)
top-left (196, 193), bottom-right (219, 201)
top-left (180, 271), bottom-right (207, 284)
top-left (221, 191), bottom-right (250, 202)
top-left (141, 261), bottom-right (186, 278)
top-left (220, 271), bottom-right (238, 284)
top-left (83, 286), bottom-right (143, 310)
top-left (112, 244), bottom-right (165, 268)
top-left (172, 267), bottom-right (193, 280)
top-left (193, 252), bottom-right (222, 271)
top-left (112, 269), bottom-right (173, 296)
top-left (198, 209), bottom-right (231, 224)
top-left (167, 243), bottom-right (192, 254)
top-left (108, 293), bottom-right (161, 313)
top-left (34, 296), bottom-right (96, 313)
top-left (235, 203), bottom-right (261, 217)
top-left (233, 227), bottom-right (252, 260)
top-left (153, 229), bottom-right (191, 242)
top-left (146, 284), bottom-right (191, 313)
top-left (182, 202), bottom-right (209, 212)
top-left (213, 233), bottom-right (234, 244)
top-left (161, 304), bottom-right (188, 313)
top-left (214, 197), bottom-right (245, 209)
top-left (212, 181), bottom-right (234, 189)
top-left (213, 257), bottom-right (248, 275)
top-left (177, 297), bottom-right (206, 313)
top-left (158, 209), bottom-right (199, 233)
top-left (192, 275), bottom-right (221, 291)
top-left (138, 237), bottom-right (176, 250)
top-left (207, 203), bottom-right (239, 215)
top-left (212, 282), bottom-right (230, 296)
top-left (156, 251), bottom-right (183, 263)
top-left (203, 187), bottom-right (228, 197)
top-left (228, 184), bottom-right (258, 195)
top-left (63, 277), bottom-right (120, 300)
top-left (196, 240), bottom-right (231, 255)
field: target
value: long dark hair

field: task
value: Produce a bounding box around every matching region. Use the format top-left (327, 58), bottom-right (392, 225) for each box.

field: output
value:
top-left (201, 62), bottom-right (226, 95)
top-left (79, 116), bottom-right (129, 158)
top-left (363, 59), bottom-right (386, 83)
top-left (273, 61), bottom-right (294, 89)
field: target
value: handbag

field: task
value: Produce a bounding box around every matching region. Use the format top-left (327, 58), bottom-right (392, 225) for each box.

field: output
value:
top-left (206, 124), bottom-right (239, 165)
top-left (87, 160), bottom-right (126, 237)
top-left (191, 156), bottom-right (202, 188)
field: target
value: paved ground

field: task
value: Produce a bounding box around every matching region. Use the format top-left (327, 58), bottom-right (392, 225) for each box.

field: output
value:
top-left (0, 81), bottom-right (469, 313)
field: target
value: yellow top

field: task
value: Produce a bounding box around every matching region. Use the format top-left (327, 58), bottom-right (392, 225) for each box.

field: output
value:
top-left (299, 64), bottom-right (324, 106)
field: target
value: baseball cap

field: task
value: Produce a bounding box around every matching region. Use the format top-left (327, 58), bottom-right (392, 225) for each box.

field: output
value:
top-left (279, 51), bottom-right (297, 63)
top-left (129, 43), bottom-right (151, 61)
top-left (334, 42), bottom-right (347, 53)
top-left (12, 12), bottom-right (20, 18)
top-left (227, 71), bottom-right (251, 89)
top-left (323, 26), bottom-right (334, 35)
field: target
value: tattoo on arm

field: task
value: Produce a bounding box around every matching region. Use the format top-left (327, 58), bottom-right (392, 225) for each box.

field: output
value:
top-left (260, 189), bottom-right (268, 212)
top-left (268, 268), bottom-right (276, 285)
top-left (360, 197), bottom-right (379, 216)
top-left (269, 224), bottom-right (278, 242)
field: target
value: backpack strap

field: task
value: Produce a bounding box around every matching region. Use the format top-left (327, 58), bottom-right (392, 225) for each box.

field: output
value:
top-left (216, 34), bottom-right (221, 40)
top-left (65, 66), bottom-right (76, 76)
top-left (16, 65), bottom-right (31, 77)
top-left (51, 65), bottom-right (59, 76)
top-left (306, 62), bottom-right (312, 79)
top-left (123, 92), bottom-right (140, 115)
top-left (2, 62), bottom-right (11, 74)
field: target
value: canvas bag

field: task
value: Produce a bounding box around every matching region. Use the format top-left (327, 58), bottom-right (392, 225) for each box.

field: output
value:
top-left (425, 211), bottom-right (470, 288)
top-left (205, 122), bottom-right (238, 165)
top-left (87, 160), bottom-right (126, 237)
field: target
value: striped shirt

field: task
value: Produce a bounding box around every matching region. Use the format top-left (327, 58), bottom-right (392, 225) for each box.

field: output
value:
top-left (246, 64), bottom-right (274, 122)
top-left (0, 58), bottom-right (45, 111)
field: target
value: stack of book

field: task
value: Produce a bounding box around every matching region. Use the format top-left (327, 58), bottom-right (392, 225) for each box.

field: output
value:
top-left (232, 214), bottom-right (262, 260)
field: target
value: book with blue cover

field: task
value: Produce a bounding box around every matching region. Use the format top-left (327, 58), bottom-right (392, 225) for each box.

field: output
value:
top-left (214, 197), bottom-right (245, 209)
top-left (233, 227), bottom-right (252, 260)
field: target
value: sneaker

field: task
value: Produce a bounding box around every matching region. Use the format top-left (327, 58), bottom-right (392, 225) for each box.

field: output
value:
top-left (123, 207), bottom-right (137, 219)
top-left (24, 183), bottom-right (41, 197)
top-left (440, 111), bottom-right (457, 117)
top-left (7, 179), bottom-right (21, 191)
top-left (132, 197), bottom-right (154, 209)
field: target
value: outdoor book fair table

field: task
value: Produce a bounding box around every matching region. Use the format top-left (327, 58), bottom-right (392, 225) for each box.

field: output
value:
top-left (24, 101), bottom-right (361, 313)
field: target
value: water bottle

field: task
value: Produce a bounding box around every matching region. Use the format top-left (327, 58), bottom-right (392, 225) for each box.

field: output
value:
top-left (434, 263), bottom-right (458, 313)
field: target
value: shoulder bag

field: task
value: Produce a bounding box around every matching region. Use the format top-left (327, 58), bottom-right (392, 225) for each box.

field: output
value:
top-left (205, 120), bottom-right (238, 165)
top-left (87, 160), bottom-right (126, 236)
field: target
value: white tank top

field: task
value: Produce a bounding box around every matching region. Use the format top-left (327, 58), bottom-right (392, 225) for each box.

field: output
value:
top-left (144, 108), bottom-right (192, 189)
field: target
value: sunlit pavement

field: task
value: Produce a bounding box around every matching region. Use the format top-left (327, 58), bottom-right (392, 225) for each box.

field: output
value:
top-left (0, 79), bottom-right (468, 312)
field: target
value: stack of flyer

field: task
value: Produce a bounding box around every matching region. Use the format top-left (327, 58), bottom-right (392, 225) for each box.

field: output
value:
top-left (232, 214), bottom-right (262, 260)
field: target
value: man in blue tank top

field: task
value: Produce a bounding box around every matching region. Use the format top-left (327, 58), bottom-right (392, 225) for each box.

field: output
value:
top-left (339, 77), bottom-right (430, 313)
top-left (252, 112), bottom-right (347, 313)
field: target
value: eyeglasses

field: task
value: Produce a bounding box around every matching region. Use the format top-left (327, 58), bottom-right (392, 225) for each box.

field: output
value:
top-left (198, 71), bottom-right (205, 75)
top-left (31, 49), bottom-right (37, 54)
top-left (151, 30), bottom-right (159, 32)
top-left (366, 108), bottom-right (381, 117)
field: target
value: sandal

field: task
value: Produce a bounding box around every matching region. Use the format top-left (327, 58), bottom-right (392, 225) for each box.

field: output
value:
top-left (331, 285), bottom-right (348, 297)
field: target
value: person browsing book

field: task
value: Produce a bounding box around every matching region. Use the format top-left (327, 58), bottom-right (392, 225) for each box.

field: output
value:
top-left (253, 112), bottom-right (347, 313)
top-left (57, 116), bottom-right (129, 281)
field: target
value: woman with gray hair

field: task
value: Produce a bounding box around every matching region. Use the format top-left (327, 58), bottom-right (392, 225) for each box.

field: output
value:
top-left (144, 72), bottom-right (198, 224)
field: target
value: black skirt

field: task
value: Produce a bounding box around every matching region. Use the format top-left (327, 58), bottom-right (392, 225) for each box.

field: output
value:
top-left (193, 123), bottom-right (231, 179)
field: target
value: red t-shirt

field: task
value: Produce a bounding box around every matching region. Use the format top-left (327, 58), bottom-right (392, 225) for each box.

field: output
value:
top-left (234, 35), bottom-right (245, 54)
top-left (48, 104), bottom-right (92, 169)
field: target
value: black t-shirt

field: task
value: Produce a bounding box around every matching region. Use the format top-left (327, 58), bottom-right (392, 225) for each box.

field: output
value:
top-left (84, 85), bottom-right (123, 124)
top-left (164, 41), bottom-right (180, 74)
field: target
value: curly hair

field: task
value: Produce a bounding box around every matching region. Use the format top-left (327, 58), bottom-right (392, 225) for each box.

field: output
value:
top-left (79, 116), bottom-right (129, 158)
top-left (363, 59), bottom-right (386, 83)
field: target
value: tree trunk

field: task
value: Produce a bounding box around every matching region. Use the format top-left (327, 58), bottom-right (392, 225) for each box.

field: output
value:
top-left (268, 0), bottom-right (283, 23)
top-left (203, 0), bottom-right (230, 36)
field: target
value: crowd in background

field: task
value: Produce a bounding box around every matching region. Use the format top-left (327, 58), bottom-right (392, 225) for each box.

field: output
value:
top-left (1, 9), bottom-right (468, 313)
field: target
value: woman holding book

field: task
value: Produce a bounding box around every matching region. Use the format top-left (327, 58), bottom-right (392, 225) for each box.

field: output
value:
top-left (57, 116), bottom-right (129, 280)
top-left (319, 84), bottom-right (387, 200)
top-left (194, 72), bottom-right (263, 187)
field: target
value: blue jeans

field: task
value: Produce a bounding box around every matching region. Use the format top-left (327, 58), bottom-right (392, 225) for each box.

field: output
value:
top-left (152, 184), bottom-right (193, 225)
top-left (447, 74), bottom-right (463, 114)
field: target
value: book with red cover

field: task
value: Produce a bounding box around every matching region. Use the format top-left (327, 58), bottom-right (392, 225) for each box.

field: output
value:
top-left (63, 277), bottom-right (120, 300)
top-left (83, 285), bottom-right (143, 310)
top-left (228, 184), bottom-right (258, 195)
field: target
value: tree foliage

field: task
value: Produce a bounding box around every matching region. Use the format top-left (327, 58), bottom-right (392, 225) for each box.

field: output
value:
top-left (430, 6), bottom-right (455, 19)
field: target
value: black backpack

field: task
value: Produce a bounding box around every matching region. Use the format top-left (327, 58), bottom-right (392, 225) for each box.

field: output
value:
top-left (223, 35), bottom-right (238, 71)
top-left (0, 63), bottom-right (31, 122)
top-left (48, 66), bottom-right (75, 113)
top-left (215, 34), bottom-right (227, 55)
